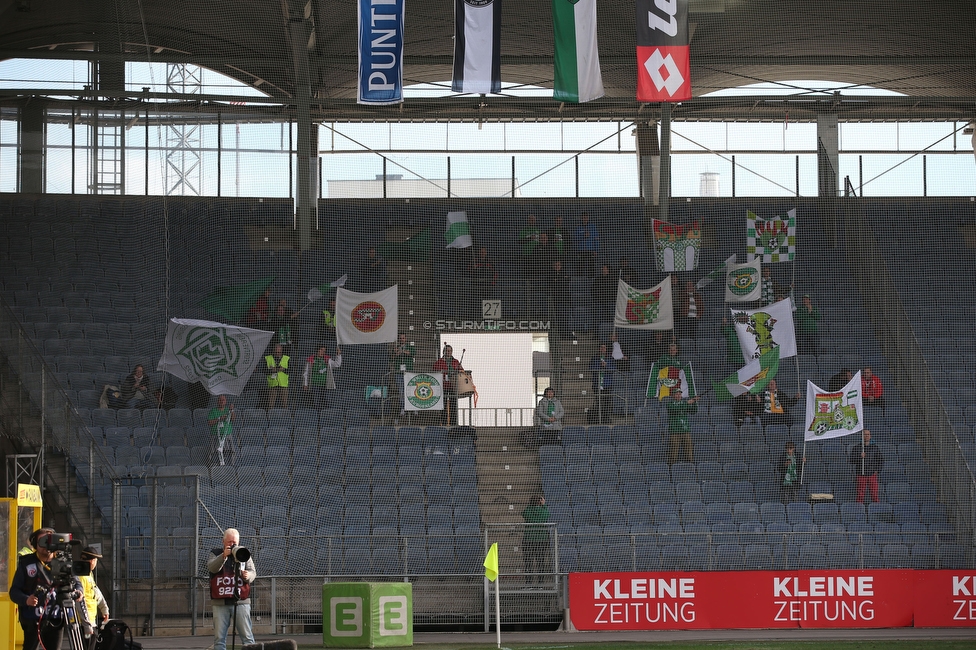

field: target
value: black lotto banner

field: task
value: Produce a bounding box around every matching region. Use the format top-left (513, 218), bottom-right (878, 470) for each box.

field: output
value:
top-left (636, 0), bottom-right (691, 102)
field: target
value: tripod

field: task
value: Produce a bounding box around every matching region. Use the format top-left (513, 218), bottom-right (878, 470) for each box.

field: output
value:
top-left (58, 593), bottom-right (88, 650)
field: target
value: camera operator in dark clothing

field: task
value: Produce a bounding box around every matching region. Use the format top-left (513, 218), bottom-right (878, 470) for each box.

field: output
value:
top-left (10, 528), bottom-right (84, 650)
top-left (207, 528), bottom-right (256, 650)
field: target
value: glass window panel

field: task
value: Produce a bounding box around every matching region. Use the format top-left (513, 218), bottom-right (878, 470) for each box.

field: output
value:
top-left (672, 122), bottom-right (727, 152)
top-left (447, 123), bottom-right (506, 151)
top-left (897, 122), bottom-right (955, 152)
top-left (0, 59), bottom-right (90, 90)
top-left (564, 121), bottom-right (630, 152)
top-left (322, 153), bottom-right (386, 198)
top-left (923, 155), bottom-right (976, 197)
top-left (329, 123), bottom-right (390, 151)
top-left (46, 148), bottom-right (73, 194)
top-left (727, 123), bottom-right (789, 152)
top-left (783, 123), bottom-right (817, 152)
top-left (578, 154), bottom-right (638, 197)
top-left (442, 154), bottom-right (513, 197)
top-left (841, 154), bottom-right (923, 197)
top-left (513, 154), bottom-right (576, 197)
top-left (955, 123), bottom-right (975, 152)
top-left (731, 154), bottom-right (799, 197)
top-left (505, 123), bottom-right (564, 151)
top-left (389, 123), bottom-right (447, 151)
top-left (383, 154), bottom-right (449, 197)
top-left (671, 153), bottom-right (733, 197)
top-left (839, 123), bottom-right (898, 151)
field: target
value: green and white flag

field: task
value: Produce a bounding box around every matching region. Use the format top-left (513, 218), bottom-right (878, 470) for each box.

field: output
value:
top-left (730, 298), bottom-right (797, 361)
top-left (157, 318), bottom-right (274, 396)
top-left (725, 258), bottom-right (762, 303)
top-left (445, 211), bottom-right (473, 249)
top-left (712, 348), bottom-right (780, 402)
top-left (747, 208), bottom-right (796, 262)
top-left (403, 371), bottom-right (444, 411)
top-left (696, 254), bottom-right (736, 290)
top-left (553, 0), bottom-right (605, 103)
top-left (804, 371), bottom-right (863, 441)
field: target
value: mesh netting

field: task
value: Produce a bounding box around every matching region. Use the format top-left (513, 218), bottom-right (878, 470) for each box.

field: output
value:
top-left (0, 0), bottom-right (975, 634)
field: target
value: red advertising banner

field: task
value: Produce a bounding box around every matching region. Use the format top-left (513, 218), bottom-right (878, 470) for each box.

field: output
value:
top-left (914, 570), bottom-right (976, 627)
top-left (569, 570), bottom-right (917, 630)
top-left (636, 45), bottom-right (691, 102)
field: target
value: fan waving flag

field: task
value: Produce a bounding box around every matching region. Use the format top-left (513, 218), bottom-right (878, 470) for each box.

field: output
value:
top-left (696, 254), bottom-right (736, 290)
top-left (724, 258), bottom-right (762, 303)
top-left (157, 319), bottom-right (273, 396)
top-left (730, 298), bottom-right (797, 361)
top-left (712, 348), bottom-right (780, 402)
top-left (804, 372), bottom-right (864, 441)
top-left (553, 0), bottom-right (604, 103)
top-left (357, 0), bottom-right (405, 105)
top-left (636, 0), bottom-right (691, 102)
top-left (614, 277), bottom-right (673, 330)
top-left (652, 219), bottom-right (700, 272)
top-left (336, 286), bottom-right (398, 344)
top-left (445, 211), bottom-right (473, 249)
top-left (748, 208), bottom-right (797, 262)
top-left (453, 0), bottom-right (502, 94)
top-left (647, 360), bottom-right (696, 400)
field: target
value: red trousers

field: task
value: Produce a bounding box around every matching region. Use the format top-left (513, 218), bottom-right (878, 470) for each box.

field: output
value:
top-left (855, 474), bottom-right (879, 503)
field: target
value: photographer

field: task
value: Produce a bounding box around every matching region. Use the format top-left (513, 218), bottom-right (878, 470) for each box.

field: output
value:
top-left (207, 528), bottom-right (256, 650)
top-left (10, 528), bottom-right (84, 650)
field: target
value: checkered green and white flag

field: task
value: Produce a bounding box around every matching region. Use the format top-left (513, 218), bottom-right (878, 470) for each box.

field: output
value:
top-left (157, 318), bottom-right (274, 396)
top-left (747, 208), bottom-right (796, 263)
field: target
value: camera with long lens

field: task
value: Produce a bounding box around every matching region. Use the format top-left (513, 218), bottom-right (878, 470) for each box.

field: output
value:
top-left (36, 531), bottom-right (90, 591)
top-left (229, 545), bottom-right (250, 563)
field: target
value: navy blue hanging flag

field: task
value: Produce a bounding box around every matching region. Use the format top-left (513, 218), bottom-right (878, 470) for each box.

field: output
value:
top-left (453, 0), bottom-right (502, 94)
top-left (358, 0), bottom-right (406, 105)
top-left (636, 0), bottom-right (691, 102)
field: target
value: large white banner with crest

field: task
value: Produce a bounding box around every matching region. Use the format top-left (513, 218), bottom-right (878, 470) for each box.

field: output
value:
top-left (730, 298), bottom-right (797, 361)
top-left (157, 318), bottom-right (273, 396)
top-left (804, 372), bottom-right (864, 441)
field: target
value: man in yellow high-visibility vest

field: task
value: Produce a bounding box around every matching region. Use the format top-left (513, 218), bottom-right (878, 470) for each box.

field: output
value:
top-left (265, 343), bottom-right (290, 408)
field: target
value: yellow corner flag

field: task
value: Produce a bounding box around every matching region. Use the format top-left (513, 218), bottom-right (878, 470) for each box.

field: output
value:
top-left (484, 542), bottom-right (499, 582)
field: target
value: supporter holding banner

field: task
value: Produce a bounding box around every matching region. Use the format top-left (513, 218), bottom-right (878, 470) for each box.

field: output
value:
top-left (748, 208), bottom-right (797, 262)
top-left (357, 0), bottom-right (405, 104)
top-left (453, 0), bottom-right (502, 94)
top-left (652, 219), bottom-right (700, 272)
top-left (730, 299), bottom-right (797, 361)
top-left (336, 286), bottom-right (398, 344)
top-left (636, 0), bottom-right (691, 102)
top-left (614, 277), bottom-right (673, 330)
top-left (158, 318), bottom-right (274, 396)
top-left (724, 258), bottom-right (762, 303)
top-left (804, 372), bottom-right (864, 441)
top-left (552, 0), bottom-right (604, 103)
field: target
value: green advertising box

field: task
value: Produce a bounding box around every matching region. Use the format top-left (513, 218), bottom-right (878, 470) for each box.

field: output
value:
top-left (322, 582), bottom-right (413, 648)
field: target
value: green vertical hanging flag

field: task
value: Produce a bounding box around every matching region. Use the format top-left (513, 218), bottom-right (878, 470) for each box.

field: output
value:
top-left (553, 0), bottom-right (605, 103)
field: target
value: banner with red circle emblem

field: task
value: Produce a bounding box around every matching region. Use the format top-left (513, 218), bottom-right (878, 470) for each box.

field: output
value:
top-left (335, 286), bottom-right (398, 344)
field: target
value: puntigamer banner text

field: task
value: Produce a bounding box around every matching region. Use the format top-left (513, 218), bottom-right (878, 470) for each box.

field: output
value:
top-left (568, 570), bottom-right (976, 630)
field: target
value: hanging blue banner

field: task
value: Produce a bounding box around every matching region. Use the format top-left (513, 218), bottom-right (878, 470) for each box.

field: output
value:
top-left (358, 0), bottom-right (406, 105)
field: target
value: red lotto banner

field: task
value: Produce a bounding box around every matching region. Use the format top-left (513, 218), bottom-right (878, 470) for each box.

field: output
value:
top-left (569, 570), bottom-right (976, 630)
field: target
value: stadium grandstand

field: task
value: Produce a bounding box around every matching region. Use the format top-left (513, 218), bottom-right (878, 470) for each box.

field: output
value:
top-left (0, 0), bottom-right (975, 637)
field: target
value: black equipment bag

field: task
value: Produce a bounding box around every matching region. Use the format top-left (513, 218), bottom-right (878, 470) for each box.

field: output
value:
top-left (93, 619), bottom-right (142, 650)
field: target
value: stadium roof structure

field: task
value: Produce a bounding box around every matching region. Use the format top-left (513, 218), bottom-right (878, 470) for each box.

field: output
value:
top-left (1, 0), bottom-right (975, 122)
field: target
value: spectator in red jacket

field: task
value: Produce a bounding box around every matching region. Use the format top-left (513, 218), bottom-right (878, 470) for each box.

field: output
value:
top-left (862, 366), bottom-right (885, 408)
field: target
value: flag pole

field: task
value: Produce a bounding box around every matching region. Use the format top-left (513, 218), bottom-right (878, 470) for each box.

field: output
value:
top-left (494, 576), bottom-right (501, 648)
top-left (799, 441), bottom-right (807, 485)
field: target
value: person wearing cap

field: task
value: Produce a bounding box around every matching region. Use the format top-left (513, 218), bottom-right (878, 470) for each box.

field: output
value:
top-left (795, 294), bottom-right (821, 356)
top-left (10, 528), bottom-right (83, 650)
top-left (78, 546), bottom-right (109, 637)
